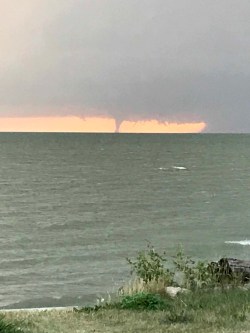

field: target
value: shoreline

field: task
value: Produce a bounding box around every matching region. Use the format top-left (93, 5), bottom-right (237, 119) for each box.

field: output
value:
top-left (3, 289), bottom-right (250, 333)
top-left (0, 306), bottom-right (74, 313)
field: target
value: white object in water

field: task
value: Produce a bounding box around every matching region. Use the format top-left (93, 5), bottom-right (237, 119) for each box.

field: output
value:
top-left (225, 240), bottom-right (250, 246)
top-left (172, 166), bottom-right (187, 170)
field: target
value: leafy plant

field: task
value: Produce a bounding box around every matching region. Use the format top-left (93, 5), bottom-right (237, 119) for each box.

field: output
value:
top-left (126, 244), bottom-right (216, 290)
top-left (125, 243), bottom-right (246, 298)
top-left (126, 243), bottom-right (173, 284)
top-left (172, 247), bottom-right (220, 289)
top-left (120, 292), bottom-right (168, 310)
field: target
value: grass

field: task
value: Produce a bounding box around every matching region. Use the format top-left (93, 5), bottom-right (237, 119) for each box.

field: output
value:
top-left (3, 289), bottom-right (250, 333)
top-left (3, 245), bottom-right (250, 332)
top-left (0, 315), bottom-right (24, 333)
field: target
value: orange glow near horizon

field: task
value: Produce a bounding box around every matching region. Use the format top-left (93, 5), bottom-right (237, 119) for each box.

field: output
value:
top-left (0, 117), bottom-right (116, 132)
top-left (0, 116), bottom-right (206, 133)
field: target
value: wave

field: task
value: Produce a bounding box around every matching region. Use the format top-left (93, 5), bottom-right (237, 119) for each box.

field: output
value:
top-left (172, 166), bottom-right (187, 170)
top-left (225, 240), bottom-right (250, 246)
top-left (158, 166), bottom-right (187, 171)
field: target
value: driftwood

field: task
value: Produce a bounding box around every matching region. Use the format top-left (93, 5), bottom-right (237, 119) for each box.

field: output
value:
top-left (210, 258), bottom-right (250, 283)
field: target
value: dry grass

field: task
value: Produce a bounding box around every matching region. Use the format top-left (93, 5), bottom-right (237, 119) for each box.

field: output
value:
top-left (119, 277), bottom-right (167, 296)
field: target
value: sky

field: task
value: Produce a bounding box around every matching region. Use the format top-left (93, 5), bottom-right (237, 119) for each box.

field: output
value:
top-left (0, 0), bottom-right (250, 133)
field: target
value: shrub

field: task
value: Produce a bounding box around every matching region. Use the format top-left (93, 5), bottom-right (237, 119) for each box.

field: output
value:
top-left (120, 292), bottom-right (168, 310)
top-left (126, 243), bottom-right (173, 284)
top-left (172, 247), bottom-right (218, 289)
top-left (76, 292), bottom-right (169, 312)
top-left (126, 244), bottom-right (244, 292)
top-left (126, 244), bottom-right (215, 290)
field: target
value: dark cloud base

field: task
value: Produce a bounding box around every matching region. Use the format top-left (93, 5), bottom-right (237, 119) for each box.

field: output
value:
top-left (1, 0), bottom-right (250, 132)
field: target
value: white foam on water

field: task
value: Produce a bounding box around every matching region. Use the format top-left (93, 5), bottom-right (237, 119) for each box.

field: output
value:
top-left (225, 240), bottom-right (250, 246)
top-left (172, 166), bottom-right (187, 170)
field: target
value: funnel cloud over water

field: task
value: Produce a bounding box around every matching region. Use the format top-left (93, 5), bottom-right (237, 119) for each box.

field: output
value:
top-left (0, 0), bottom-right (250, 132)
top-left (114, 119), bottom-right (123, 133)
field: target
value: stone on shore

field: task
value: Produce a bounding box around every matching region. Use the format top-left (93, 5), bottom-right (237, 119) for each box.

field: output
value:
top-left (165, 286), bottom-right (190, 297)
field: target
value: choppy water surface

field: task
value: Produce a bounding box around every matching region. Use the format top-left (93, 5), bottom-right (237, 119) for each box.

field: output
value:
top-left (0, 133), bottom-right (250, 308)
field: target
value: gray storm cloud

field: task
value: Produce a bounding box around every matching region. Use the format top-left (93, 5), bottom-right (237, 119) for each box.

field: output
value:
top-left (0, 0), bottom-right (250, 132)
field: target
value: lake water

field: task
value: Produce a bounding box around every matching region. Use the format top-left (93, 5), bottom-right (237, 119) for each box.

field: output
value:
top-left (0, 133), bottom-right (250, 308)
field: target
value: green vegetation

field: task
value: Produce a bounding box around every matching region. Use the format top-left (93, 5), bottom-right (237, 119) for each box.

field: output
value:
top-left (125, 243), bottom-right (244, 291)
top-left (119, 292), bottom-right (167, 310)
top-left (126, 243), bottom-right (172, 283)
top-left (4, 290), bottom-right (250, 333)
top-left (3, 244), bottom-right (250, 332)
top-left (0, 315), bottom-right (24, 333)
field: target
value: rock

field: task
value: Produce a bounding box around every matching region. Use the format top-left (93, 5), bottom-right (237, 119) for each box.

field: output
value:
top-left (165, 286), bottom-right (190, 297)
top-left (211, 258), bottom-right (250, 282)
